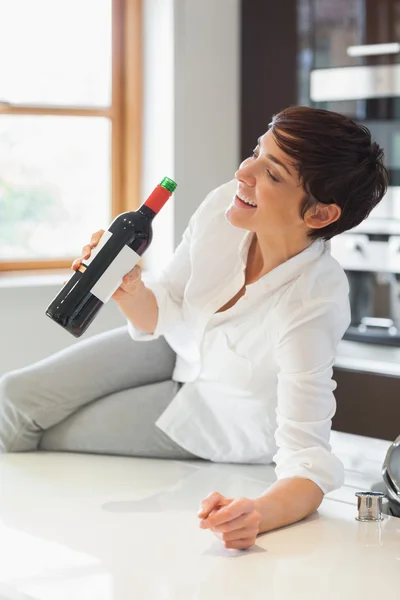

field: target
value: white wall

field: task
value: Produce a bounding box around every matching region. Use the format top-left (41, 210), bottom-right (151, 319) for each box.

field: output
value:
top-left (172, 0), bottom-right (240, 247)
top-left (0, 0), bottom-right (240, 375)
top-left (143, 0), bottom-right (240, 269)
top-left (0, 277), bottom-right (126, 375)
top-left (141, 0), bottom-right (176, 272)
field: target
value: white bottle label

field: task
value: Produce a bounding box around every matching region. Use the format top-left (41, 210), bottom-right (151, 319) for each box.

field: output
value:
top-left (82, 231), bottom-right (141, 304)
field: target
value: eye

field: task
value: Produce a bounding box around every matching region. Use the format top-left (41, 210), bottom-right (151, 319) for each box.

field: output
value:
top-left (267, 170), bottom-right (280, 183)
top-left (251, 149), bottom-right (280, 182)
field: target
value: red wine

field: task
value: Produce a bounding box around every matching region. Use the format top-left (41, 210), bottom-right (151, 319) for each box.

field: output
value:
top-left (45, 177), bottom-right (177, 337)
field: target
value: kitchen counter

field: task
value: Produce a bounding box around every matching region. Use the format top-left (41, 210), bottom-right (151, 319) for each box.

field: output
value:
top-left (333, 342), bottom-right (400, 441)
top-left (336, 339), bottom-right (400, 377)
top-left (0, 431), bottom-right (398, 600)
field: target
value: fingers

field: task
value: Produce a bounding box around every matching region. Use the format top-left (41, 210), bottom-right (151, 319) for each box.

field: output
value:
top-left (200, 507), bottom-right (260, 538)
top-left (213, 513), bottom-right (260, 541)
top-left (197, 492), bottom-right (232, 519)
top-left (81, 244), bottom-right (92, 259)
top-left (198, 494), bottom-right (261, 550)
top-left (71, 229), bottom-right (105, 271)
top-left (119, 265), bottom-right (142, 293)
top-left (90, 229), bottom-right (105, 246)
top-left (202, 512), bottom-right (257, 533)
top-left (123, 264), bottom-right (142, 284)
top-left (113, 265), bottom-right (142, 300)
top-left (211, 527), bottom-right (257, 550)
top-left (202, 497), bottom-right (254, 527)
top-left (81, 230), bottom-right (105, 259)
top-left (71, 258), bottom-right (81, 271)
top-left (218, 526), bottom-right (259, 543)
top-left (223, 537), bottom-right (256, 550)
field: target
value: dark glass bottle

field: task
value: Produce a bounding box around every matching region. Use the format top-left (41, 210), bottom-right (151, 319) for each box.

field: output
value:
top-left (45, 177), bottom-right (177, 337)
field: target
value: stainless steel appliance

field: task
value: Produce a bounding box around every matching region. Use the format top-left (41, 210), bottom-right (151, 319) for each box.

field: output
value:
top-left (382, 434), bottom-right (400, 515)
top-left (371, 435), bottom-right (400, 517)
top-left (298, 0), bottom-right (400, 345)
top-left (330, 227), bottom-right (400, 345)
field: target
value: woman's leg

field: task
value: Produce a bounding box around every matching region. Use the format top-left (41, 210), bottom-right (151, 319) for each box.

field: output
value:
top-left (39, 379), bottom-right (198, 459)
top-left (0, 326), bottom-right (177, 452)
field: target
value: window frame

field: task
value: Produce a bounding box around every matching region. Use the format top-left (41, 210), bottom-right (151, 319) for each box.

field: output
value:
top-left (0, 0), bottom-right (142, 271)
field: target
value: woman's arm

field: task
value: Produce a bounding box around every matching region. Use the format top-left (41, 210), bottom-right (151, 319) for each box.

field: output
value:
top-left (115, 280), bottom-right (160, 335)
top-left (197, 477), bottom-right (323, 549)
top-left (271, 298), bottom-right (350, 495)
top-left (123, 204), bottom-right (198, 340)
top-left (254, 477), bottom-right (323, 533)
top-left (197, 298), bottom-right (350, 548)
top-left (123, 182), bottom-right (233, 340)
top-left (252, 298), bottom-right (351, 534)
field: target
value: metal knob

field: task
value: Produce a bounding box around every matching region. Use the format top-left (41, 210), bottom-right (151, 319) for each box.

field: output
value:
top-left (355, 491), bottom-right (384, 522)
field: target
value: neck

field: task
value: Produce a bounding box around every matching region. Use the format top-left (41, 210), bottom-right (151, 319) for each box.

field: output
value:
top-left (246, 231), bottom-right (313, 283)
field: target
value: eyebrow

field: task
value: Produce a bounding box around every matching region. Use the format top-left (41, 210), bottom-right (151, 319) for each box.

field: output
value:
top-left (257, 136), bottom-right (292, 177)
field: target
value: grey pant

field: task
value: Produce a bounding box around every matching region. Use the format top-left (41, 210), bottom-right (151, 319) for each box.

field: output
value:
top-left (0, 326), bottom-right (198, 459)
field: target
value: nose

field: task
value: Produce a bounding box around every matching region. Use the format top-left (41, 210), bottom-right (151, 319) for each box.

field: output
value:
top-left (235, 158), bottom-right (256, 187)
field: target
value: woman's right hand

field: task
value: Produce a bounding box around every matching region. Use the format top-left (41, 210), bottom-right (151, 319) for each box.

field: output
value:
top-left (71, 229), bottom-right (105, 272)
top-left (71, 229), bottom-right (143, 301)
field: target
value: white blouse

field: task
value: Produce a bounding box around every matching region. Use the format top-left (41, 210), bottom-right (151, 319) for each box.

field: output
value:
top-left (128, 179), bottom-right (351, 494)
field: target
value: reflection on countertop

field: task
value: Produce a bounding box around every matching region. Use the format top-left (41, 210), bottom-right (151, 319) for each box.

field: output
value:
top-left (0, 431), bottom-right (398, 600)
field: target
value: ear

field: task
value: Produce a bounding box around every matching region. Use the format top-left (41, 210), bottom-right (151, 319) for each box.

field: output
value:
top-left (304, 202), bottom-right (341, 231)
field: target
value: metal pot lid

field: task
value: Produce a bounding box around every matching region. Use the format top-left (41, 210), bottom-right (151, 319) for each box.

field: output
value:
top-left (383, 468), bottom-right (400, 505)
top-left (382, 434), bottom-right (400, 501)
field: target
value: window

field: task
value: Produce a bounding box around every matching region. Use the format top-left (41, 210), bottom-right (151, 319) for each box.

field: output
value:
top-left (0, 0), bottom-right (141, 270)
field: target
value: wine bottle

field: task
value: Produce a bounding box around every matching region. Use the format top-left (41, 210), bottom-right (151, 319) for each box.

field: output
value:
top-left (45, 177), bottom-right (177, 338)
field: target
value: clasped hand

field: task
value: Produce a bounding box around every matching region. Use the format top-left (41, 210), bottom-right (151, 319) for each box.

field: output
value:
top-left (198, 491), bottom-right (261, 550)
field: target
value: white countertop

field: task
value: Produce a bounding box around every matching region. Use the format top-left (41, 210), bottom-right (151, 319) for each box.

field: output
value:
top-left (0, 431), bottom-right (398, 600)
top-left (336, 339), bottom-right (400, 377)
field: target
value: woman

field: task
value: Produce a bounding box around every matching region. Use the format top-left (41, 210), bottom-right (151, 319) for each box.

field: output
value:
top-left (0, 106), bottom-right (388, 549)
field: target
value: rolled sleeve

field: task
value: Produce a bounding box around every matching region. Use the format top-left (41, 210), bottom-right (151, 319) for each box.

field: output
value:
top-left (273, 299), bottom-right (350, 494)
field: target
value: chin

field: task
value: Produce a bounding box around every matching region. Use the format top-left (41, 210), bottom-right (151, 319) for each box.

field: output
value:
top-left (225, 204), bottom-right (253, 230)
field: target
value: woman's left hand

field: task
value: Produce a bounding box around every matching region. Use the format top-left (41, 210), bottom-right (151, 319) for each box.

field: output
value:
top-left (198, 491), bottom-right (261, 550)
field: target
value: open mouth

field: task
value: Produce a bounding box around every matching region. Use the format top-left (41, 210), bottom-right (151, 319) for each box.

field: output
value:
top-left (235, 194), bottom-right (257, 209)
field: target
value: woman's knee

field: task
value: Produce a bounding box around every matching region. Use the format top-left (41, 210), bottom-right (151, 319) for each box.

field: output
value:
top-left (0, 366), bottom-right (53, 432)
top-left (0, 371), bottom-right (43, 452)
top-left (0, 371), bottom-right (23, 408)
top-left (0, 368), bottom-right (38, 415)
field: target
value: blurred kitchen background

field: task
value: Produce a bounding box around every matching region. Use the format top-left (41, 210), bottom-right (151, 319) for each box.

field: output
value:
top-left (0, 0), bottom-right (399, 442)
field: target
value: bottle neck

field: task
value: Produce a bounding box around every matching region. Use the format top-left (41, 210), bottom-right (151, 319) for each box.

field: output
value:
top-left (143, 184), bottom-right (172, 214)
top-left (137, 204), bottom-right (156, 221)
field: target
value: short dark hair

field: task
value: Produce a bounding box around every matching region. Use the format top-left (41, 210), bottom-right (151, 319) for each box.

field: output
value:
top-left (269, 106), bottom-right (389, 240)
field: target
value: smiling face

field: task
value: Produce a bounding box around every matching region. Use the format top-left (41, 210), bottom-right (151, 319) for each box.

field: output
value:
top-left (226, 130), bottom-right (308, 238)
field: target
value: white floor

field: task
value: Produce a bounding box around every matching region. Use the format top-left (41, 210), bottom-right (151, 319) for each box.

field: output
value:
top-left (0, 431), bottom-right (398, 600)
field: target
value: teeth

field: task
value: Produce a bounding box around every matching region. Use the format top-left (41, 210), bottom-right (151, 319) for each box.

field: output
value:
top-left (237, 193), bottom-right (257, 207)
